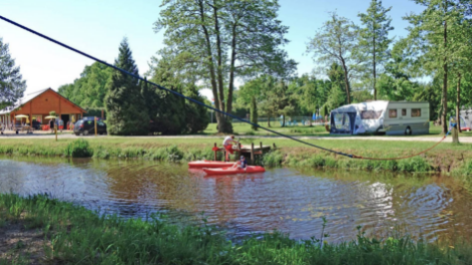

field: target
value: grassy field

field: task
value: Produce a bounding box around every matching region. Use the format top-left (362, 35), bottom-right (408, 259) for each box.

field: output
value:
top-left (203, 122), bottom-right (472, 137)
top-left (1, 193), bottom-right (472, 265)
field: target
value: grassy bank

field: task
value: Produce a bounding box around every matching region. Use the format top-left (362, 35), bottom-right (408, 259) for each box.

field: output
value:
top-left (0, 136), bottom-right (471, 173)
top-left (1, 193), bottom-right (472, 265)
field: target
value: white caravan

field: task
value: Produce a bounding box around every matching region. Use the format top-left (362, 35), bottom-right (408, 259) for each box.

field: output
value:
top-left (458, 108), bottom-right (472, 131)
top-left (330, 101), bottom-right (430, 135)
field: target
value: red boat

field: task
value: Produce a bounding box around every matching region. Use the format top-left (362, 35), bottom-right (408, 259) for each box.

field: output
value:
top-left (203, 166), bottom-right (265, 176)
top-left (188, 160), bottom-right (236, 168)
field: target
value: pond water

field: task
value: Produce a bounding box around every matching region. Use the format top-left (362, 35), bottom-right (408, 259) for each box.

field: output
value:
top-left (1, 157), bottom-right (471, 242)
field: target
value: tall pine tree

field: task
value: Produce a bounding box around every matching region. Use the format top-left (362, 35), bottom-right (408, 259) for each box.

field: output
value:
top-left (356, 0), bottom-right (394, 100)
top-left (105, 38), bottom-right (149, 135)
top-left (0, 38), bottom-right (26, 109)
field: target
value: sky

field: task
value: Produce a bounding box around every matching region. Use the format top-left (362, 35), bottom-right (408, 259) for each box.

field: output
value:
top-left (0, 0), bottom-right (425, 99)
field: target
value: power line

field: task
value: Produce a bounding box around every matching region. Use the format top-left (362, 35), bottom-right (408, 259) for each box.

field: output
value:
top-left (0, 15), bottom-right (450, 160)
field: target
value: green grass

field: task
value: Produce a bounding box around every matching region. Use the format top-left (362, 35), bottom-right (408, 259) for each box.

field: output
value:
top-left (1, 193), bottom-right (472, 265)
top-left (203, 122), bottom-right (472, 137)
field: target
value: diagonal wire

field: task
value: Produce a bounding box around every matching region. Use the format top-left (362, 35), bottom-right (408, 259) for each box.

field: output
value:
top-left (0, 15), bottom-right (451, 160)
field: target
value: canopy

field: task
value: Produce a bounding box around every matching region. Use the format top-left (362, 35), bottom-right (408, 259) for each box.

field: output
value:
top-left (15, 114), bottom-right (29, 119)
top-left (45, 115), bottom-right (57, 120)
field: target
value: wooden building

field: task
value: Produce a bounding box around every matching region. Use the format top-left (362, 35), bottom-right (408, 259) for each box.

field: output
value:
top-left (0, 88), bottom-right (86, 127)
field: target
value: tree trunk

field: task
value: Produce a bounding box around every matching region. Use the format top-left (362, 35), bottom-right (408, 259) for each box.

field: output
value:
top-left (441, 19), bottom-right (448, 134)
top-left (212, 2), bottom-right (232, 133)
top-left (198, 0), bottom-right (223, 130)
top-left (373, 33), bottom-right (377, 100)
top-left (456, 73), bottom-right (461, 133)
top-left (340, 57), bottom-right (351, 104)
top-left (268, 115), bottom-right (271, 127)
top-left (227, 23), bottom-right (237, 118)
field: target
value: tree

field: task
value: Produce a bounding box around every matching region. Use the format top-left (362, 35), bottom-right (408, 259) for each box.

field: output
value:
top-left (147, 50), bottom-right (210, 134)
top-left (154, 0), bottom-right (296, 133)
top-left (259, 78), bottom-right (295, 127)
top-left (307, 12), bottom-right (359, 104)
top-left (287, 74), bottom-right (319, 115)
top-left (105, 38), bottom-right (149, 135)
top-left (0, 38), bottom-right (26, 109)
top-left (405, 0), bottom-right (470, 134)
top-left (356, 0), bottom-right (394, 100)
top-left (449, 17), bottom-right (472, 136)
top-left (250, 96), bottom-right (258, 130)
top-left (325, 63), bottom-right (347, 109)
top-left (58, 62), bottom-right (113, 109)
top-left (184, 84), bottom-right (210, 133)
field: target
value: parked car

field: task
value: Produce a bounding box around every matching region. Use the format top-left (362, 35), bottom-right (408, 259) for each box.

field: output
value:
top-left (32, 120), bottom-right (41, 130)
top-left (74, 118), bottom-right (107, 135)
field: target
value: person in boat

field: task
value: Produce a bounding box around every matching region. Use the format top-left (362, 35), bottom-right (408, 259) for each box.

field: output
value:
top-left (222, 135), bottom-right (239, 161)
top-left (238, 155), bottom-right (247, 170)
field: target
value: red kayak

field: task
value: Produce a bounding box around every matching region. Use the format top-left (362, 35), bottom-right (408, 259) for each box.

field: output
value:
top-left (188, 160), bottom-right (236, 168)
top-left (203, 166), bottom-right (265, 176)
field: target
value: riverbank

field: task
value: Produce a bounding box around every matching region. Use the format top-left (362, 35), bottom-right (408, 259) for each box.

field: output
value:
top-left (1, 193), bottom-right (471, 264)
top-left (1, 136), bottom-right (470, 171)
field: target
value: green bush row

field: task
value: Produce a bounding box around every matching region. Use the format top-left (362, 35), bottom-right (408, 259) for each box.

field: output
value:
top-left (263, 151), bottom-right (433, 173)
top-left (0, 139), bottom-right (221, 161)
top-left (1, 194), bottom-right (471, 265)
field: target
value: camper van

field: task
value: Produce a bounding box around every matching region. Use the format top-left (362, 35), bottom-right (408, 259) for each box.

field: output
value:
top-left (459, 108), bottom-right (471, 131)
top-left (330, 101), bottom-right (430, 135)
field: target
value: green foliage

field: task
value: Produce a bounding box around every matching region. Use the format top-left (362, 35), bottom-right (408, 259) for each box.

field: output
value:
top-left (155, 0), bottom-right (295, 133)
top-left (0, 38), bottom-right (26, 109)
top-left (250, 96), bottom-right (258, 130)
top-left (355, 0), bottom-right (394, 100)
top-left (64, 139), bottom-right (93, 158)
top-left (105, 38), bottom-right (150, 135)
top-left (84, 108), bottom-right (106, 119)
top-left (307, 12), bottom-right (357, 103)
top-left (58, 62), bottom-right (113, 109)
top-left (184, 85), bottom-right (209, 134)
top-left (262, 151), bottom-right (284, 167)
top-left (146, 55), bottom-right (186, 135)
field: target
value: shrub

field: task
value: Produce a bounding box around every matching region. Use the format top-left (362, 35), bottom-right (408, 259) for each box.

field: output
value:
top-left (397, 157), bottom-right (431, 173)
top-left (64, 139), bottom-right (93, 158)
top-left (263, 151), bottom-right (283, 167)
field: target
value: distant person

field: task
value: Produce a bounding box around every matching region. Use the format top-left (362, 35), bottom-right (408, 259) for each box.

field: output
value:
top-left (222, 135), bottom-right (239, 161)
top-left (50, 119), bottom-right (54, 133)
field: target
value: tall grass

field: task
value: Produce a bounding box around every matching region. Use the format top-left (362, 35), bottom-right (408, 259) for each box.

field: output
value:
top-left (64, 139), bottom-right (93, 158)
top-left (269, 152), bottom-right (434, 173)
top-left (1, 194), bottom-right (471, 265)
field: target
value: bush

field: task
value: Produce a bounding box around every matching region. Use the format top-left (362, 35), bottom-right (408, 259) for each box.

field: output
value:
top-left (263, 151), bottom-right (283, 167)
top-left (64, 139), bottom-right (93, 158)
top-left (397, 157), bottom-right (431, 173)
top-left (145, 145), bottom-right (184, 162)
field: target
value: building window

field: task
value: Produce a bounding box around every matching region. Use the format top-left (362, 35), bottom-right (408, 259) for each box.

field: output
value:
top-left (402, 109), bottom-right (407, 116)
top-left (411, 109), bottom-right (421, 117)
top-left (389, 109), bottom-right (397, 118)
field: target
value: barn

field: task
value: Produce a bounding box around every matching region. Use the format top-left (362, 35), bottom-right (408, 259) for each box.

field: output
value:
top-left (0, 88), bottom-right (86, 129)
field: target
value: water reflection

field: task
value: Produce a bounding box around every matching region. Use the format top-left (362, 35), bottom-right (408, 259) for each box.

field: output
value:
top-left (0, 157), bottom-right (471, 242)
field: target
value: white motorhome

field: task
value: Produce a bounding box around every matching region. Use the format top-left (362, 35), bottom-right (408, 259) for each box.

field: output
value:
top-left (330, 101), bottom-right (430, 135)
top-left (459, 108), bottom-right (471, 131)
